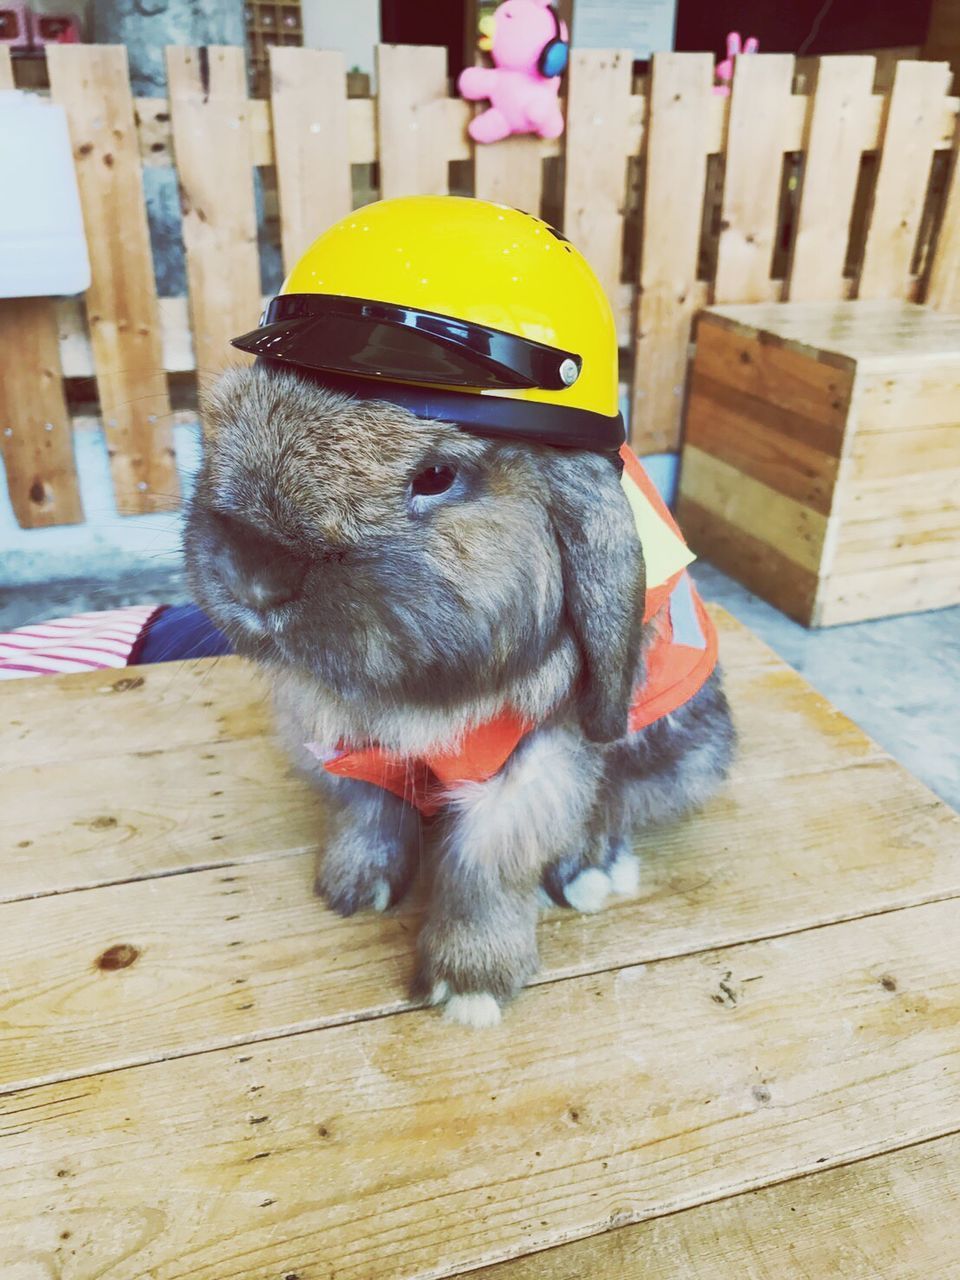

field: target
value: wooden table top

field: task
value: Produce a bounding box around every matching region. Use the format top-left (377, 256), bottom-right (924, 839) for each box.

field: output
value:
top-left (1, 607), bottom-right (958, 1279)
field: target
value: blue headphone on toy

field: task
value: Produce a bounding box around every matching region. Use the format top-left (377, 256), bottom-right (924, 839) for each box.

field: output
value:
top-left (538, 5), bottom-right (569, 78)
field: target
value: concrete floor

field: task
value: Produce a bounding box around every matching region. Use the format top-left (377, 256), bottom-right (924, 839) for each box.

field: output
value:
top-left (1, 562), bottom-right (957, 812)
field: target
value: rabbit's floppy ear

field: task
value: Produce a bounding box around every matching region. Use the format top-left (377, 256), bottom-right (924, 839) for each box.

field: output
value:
top-left (544, 452), bottom-right (646, 743)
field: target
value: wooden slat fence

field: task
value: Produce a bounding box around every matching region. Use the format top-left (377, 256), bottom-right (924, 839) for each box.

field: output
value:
top-left (3, 45), bottom-right (960, 528)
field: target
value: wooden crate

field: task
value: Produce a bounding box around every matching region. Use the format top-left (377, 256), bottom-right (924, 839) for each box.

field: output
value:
top-left (2, 609), bottom-right (960, 1275)
top-left (679, 300), bottom-right (960, 626)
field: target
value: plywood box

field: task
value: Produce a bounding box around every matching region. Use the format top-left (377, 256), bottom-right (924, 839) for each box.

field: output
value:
top-left (678, 300), bottom-right (960, 626)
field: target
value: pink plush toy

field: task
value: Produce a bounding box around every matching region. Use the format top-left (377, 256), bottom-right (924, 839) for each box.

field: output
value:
top-left (458, 0), bottom-right (569, 143)
top-left (714, 31), bottom-right (760, 96)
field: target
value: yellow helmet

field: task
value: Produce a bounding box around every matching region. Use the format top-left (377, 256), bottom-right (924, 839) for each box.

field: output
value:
top-left (232, 195), bottom-right (624, 456)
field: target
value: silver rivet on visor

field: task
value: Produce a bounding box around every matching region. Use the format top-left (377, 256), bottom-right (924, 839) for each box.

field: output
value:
top-left (559, 358), bottom-right (579, 386)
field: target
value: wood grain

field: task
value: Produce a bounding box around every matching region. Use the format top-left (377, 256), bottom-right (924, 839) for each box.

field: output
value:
top-left (563, 48), bottom-right (634, 307)
top-left (680, 446), bottom-right (828, 574)
top-left (859, 60), bottom-right (953, 299)
top-left (632, 52), bottom-right (714, 453)
top-left (375, 44), bottom-right (449, 200)
top-left (816, 556), bottom-right (960, 625)
top-left (468, 1132), bottom-right (960, 1279)
top-left (692, 315), bottom-right (854, 443)
top-left (269, 46), bottom-right (352, 273)
top-left (47, 44), bottom-right (178, 515)
top-left (4, 739), bottom-right (958, 1094)
top-left (714, 55), bottom-right (796, 303)
top-left (786, 56), bottom-right (877, 301)
top-left (0, 37), bottom-right (83, 529)
top-left (166, 46), bottom-right (261, 383)
top-left (0, 658), bottom-right (270, 772)
top-left (0, 297), bottom-right (83, 527)
top-left (474, 134), bottom-right (543, 216)
top-left (685, 374), bottom-right (840, 514)
top-left (3, 897), bottom-right (960, 1278)
top-left (679, 495), bottom-right (822, 624)
top-left (0, 736), bottom-right (326, 902)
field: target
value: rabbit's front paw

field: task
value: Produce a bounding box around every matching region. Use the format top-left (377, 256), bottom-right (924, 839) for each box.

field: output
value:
top-left (315, 825), bottom-right (413, 917)
top-left (415, 912), bottom-right (538, 1027)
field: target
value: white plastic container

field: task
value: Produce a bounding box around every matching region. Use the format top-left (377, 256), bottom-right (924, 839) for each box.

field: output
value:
top-left (0, 89), bottom-right (91, 298)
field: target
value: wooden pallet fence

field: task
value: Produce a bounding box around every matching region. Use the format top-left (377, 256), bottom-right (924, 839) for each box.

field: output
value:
top-left (3, 48), bottom-right (960, 530)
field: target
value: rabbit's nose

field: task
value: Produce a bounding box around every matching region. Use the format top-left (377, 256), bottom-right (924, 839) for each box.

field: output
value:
top-left (211, 513), bottom-right (308, 610)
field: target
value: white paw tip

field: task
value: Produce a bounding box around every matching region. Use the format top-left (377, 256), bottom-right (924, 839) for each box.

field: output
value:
top-left (564, 867), bottom-right (610, 914)
top-left (370, 878), bottom-right (391, 913)
top-left (608, 851), bottom-right (641, 897)
top-left (443, 992), bottom-right (502, 1029)
top-left (428, 979), bottom-right (450, 1006)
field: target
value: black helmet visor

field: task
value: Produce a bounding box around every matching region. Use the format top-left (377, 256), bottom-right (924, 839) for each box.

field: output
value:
top-left (232, 293), bottom-right (583, 392)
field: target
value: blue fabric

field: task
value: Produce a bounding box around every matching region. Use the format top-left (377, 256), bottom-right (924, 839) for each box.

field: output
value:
top-left (136, 604), bottom-right (234, 664)
top-left (668, 572), bottom-right (706, 650)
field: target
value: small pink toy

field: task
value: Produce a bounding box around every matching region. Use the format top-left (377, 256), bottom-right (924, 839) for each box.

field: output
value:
top-left (714, 31), bottom-right (759, 96)
top-left (457, 0), bottom-right (569, 143)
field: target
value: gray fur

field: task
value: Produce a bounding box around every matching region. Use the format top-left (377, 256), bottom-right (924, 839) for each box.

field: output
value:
top-left (184, 364), bottom-right (736, 1022)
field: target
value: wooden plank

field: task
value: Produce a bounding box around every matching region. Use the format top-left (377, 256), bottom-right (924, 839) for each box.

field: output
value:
top-left (834, 467), bottom-right (960, 523)
top-left (632, 53), bottom-right (714, 453)
top-left (8, 738), bottom-right (960, 1093)
top-left (563, 48), bottom-right (634, 307)
top-left (3, 897), bottom-right (960, 1277)
top-left (858, 363), bottom-right (960, 429)
top-left (469, 1133), bottom-right (960, 1279)
top-left (849, 422), bottom-right (960, 480)
top-left (926, 115), bottom-right (960, 308)
top-left (830, 506), bottom-right (960, 573)
top-left (0, 298), bottom-right (83, 528)
top-left (818, 556), bottom-right (960, 625)
top-left (474, 135), bottom-right (543, 216)
top-left (269, 47), bottom-right (352, 273)
top-left (714, 55), bottom-right (796, 303)
top-left (680, 445), bottom-right (828, 574)
top-left (5, 615), bottom-right (958, 1098)
top-left (859, 60), bottom-right (953, 299)
top-left (692, 315), bottom-right (854, 445)
top-left (46, 44), bottom-right (178, 516)
top-left (785, 57), bottom-right (876, 301)
top-left (0, 611), bottom-right (877, 902)
top-left (685, 375), bottom-right (840, 514)
top-left (0, 43), bottom-right (9, 89)
top-left (0, 658), bottom-right (271, 772)
top-left (679, 495), bottom-right (822, 624)
top-left (0, 736), bottom-right (327, 903)
top-left (166, 46), bottom-right (261, 381)
top-left (375, 44), bottom-right (449, 200)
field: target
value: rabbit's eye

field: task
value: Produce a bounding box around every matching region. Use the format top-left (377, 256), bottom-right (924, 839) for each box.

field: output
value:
top-left (412, 464), bottom-right (457, 497)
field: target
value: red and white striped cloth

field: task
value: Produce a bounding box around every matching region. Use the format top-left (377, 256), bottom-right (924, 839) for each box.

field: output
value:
top-left (0, 605), bottom-right (161, 680)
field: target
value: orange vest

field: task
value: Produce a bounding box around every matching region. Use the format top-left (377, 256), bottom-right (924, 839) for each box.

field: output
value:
top-left (308, 446), bottom-right (717, 814)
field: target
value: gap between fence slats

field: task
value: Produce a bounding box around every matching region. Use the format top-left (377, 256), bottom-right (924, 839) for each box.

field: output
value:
top-left (166, 45), bottom-right (261, 388)
top-left (632, 52), bottom-right (714, 454)
top-left (714, 54), bottom-right (797, 304)
top-left (785, 57), bottom-right (877, 301)
top-left (927, 119), bottom-right (960, 308)
top-left (859, 59), bottom-right (953, 299)
top-left (46, 44), bottom-right (177, 515)
top-left (269, 47), bottom-right (352, 275)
